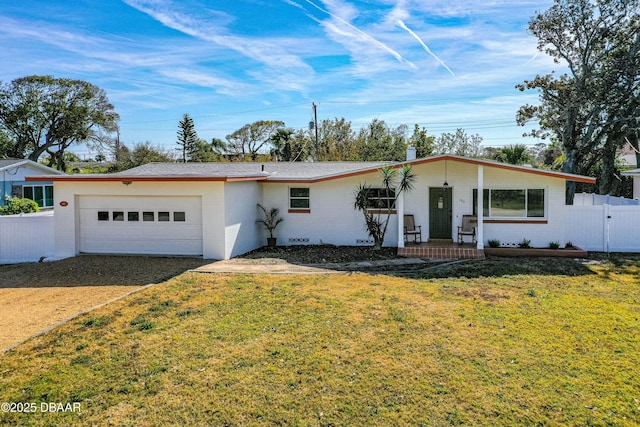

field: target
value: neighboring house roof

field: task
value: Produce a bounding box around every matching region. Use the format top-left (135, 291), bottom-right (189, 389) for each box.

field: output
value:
top-left (27, 155), bottom-right (596, 184)
top-left (0, 159), bottom-right (65, 175)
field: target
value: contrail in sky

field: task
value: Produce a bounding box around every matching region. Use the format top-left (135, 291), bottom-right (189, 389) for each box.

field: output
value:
top-left (397, 19), bottom-right (455, 76)
top-left (302, 0), bottom-right (417, 69)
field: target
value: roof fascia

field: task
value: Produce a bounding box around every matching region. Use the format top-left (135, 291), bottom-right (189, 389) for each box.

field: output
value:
top-left (401, 155), bottom-right (596, 184)
top-left (9, 160), bottom-right (66, 175)
top-left (26, 175), bottom-right (267, 182)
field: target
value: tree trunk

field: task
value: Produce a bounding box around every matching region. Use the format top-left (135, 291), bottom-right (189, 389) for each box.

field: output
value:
top-left (599, 141), bottom-right (618, 195)
top-left (563, 147), bottom-right (578, 205)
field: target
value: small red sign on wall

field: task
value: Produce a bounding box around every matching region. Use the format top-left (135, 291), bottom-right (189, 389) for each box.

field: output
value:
top-left (59, 201), bottom-right (69, 207)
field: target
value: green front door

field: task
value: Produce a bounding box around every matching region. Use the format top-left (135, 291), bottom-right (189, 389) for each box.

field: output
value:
top-left (429, 187), bottom-right (452, 239)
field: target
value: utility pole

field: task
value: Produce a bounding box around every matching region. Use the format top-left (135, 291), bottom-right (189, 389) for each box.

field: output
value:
top-left (312, 102), bottom-right (318, 147)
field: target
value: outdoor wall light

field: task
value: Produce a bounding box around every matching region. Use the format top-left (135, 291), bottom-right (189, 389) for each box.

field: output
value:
top-left (122, 180), bottom-right (132, 186)
top-left (442, 160), bottom-right (449, 192)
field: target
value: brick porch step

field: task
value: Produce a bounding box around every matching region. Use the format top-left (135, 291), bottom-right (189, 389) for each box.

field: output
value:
top-left (398, 245), bottom-right (485, 259)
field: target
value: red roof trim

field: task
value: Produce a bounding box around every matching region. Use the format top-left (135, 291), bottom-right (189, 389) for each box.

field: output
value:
top-left (267, 167), bottom-right (388, 183)
top-left (26, 175), bottom-right (267, 182)
top-left (266, 156), bottom-right (596, 184)
top-left (405, 155), bottom-right (596, 183)
top-left (26, 156), bottom-right (595, 184)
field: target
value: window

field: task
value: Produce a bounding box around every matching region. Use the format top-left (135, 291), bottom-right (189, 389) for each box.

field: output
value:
top-left (128, 212), bottom-right (139, 221)
top-left (473, 189), bottom-right (545, 218)
top-left (98, 211), bottom-right (109, 221)
top-left (22, 185), bottom-right (54, 208)
top-left (289, 188), bottom-right (310, 209)
top-left (527, 189), bottom-right (545, 217)
top-left (113, 211), bottom-right (124, 221)
top-left (143, 211), bottom-right (155, 222)
top-left (174, 212), bottom-right (186, 222)
top-left (367, 188), bottom-right (396, 210)
top-left (491, 190), bottom-right (526, 217)
top-left (158, 212), bottom-right (170, 222)
top-left (11, 185), bottom-right (23, 198)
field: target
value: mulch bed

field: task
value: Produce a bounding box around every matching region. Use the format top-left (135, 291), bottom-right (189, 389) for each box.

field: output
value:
top-left (239, 245), bottom-right (399, 264)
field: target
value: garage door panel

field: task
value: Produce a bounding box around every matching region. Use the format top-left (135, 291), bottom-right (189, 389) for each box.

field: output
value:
top-left (80, 224), bottom-right (202, 239)
top-left (78, 196), bottom-right (203, 256)
top-left (80, 238), bottom-right (202, 255)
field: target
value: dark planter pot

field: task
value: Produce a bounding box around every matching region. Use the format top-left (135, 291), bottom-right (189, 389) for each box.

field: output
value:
top-left (267, 237), bottom-right (277, 248)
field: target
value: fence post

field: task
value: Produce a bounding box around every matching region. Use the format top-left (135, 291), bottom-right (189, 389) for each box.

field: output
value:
top-left (604, 204), bottom-right (611, 254)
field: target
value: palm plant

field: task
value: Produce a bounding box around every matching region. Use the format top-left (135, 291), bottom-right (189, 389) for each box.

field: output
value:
top-left (256, 204), bottom-right (284, 246)
top-left (354, 165), bottom-right (415, 250)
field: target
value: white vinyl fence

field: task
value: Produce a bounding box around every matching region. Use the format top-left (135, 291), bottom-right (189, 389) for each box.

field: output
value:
top-left (573, 192), bottom-right (640, 206)
top-left (566, 204), bottom-right (640, 252)
top-left (0, 211), bottom-right (55, 264)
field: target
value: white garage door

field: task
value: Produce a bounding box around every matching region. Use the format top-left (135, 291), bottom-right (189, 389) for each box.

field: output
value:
top-left (78, 196), bottom-right (203, 256)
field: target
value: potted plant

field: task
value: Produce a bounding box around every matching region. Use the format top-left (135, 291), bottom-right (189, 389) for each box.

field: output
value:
top-left (257, 203), bottom-right (284, 247)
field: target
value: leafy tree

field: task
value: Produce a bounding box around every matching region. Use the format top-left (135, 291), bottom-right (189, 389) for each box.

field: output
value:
top-left (0, 75), bottom-right (119, 169)
top-left (435, 128), bottom-right (483, 157)
top-left (0, 197), bottom-right (39, 215)
top-left (189, 138), bottom-right (228, 162)
top-left (270, 128), bottom-right (305, 161)
top-left (176, 113), bottom-right (199, 163)
top-left (226, 120), bottom-right (284, 161)
top-left (109, 141), bottom-right (174, 171)
top-left (310, 117), bottom-right (358, 161)
top-left (409, 124), bottom-right (435, 158)
top-left (516, 0), bottom-right (640, 201)
top-left (493, 144), bottom-right (532, 165)
top-left (0, 129), bottom-right (12, 158)
top-left (357, 119), bottom-right (408, 161)
top-left (42, 151), bottom-right (81, 173)
top-left (354, 165), bottom-right (415, 250)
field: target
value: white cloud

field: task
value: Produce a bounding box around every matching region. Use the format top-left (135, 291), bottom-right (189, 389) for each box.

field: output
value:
top-left (124, 0), bottom-right (313, 72)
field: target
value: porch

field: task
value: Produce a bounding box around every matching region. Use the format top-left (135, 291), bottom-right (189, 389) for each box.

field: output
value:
top-left (398, 240), bottom-right (485, 259)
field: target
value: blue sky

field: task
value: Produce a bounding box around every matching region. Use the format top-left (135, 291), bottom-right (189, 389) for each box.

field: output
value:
top-left (0, 0), bottom-right (559, 159)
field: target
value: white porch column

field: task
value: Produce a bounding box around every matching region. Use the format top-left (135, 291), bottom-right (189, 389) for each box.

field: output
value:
top-left (477, 165), bottom-right (484, 249)
top-left (397, 191), bottom-right (405, 248)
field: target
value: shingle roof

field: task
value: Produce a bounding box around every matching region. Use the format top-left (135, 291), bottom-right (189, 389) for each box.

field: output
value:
top-left (29, 155), bottom-right (596, 184)
top-left (0, 159), bottom-right (26, 170)
top-left (0, 158), bottom-right (65, 174)
top-left (119, 161), bottom-right (390, 180)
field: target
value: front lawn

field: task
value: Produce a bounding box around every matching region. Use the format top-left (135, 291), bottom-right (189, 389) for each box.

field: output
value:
top-left (1, 257), bottom-right (639, 426)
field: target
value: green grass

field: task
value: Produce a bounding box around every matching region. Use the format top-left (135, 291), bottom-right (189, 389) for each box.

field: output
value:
top-left (1, 257), bottom-right (639, 426)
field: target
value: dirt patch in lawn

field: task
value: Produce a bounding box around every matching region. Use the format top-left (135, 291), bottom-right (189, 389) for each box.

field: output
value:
top-left (0, 255), bottom-right (211, 350)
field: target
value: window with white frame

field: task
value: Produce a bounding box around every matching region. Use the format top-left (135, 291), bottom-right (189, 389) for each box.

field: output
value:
top-left (22, 185), bottom-right (54, 208)
top-left (367, 188), bottom-right (396, 210)
top-left (473, 189), bottom-right (545, 218)
top-left (289, 187), bottom-right (310, 210)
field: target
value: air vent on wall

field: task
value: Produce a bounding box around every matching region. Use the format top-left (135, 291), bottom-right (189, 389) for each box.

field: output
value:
top-left (356, 239), bottom-right (374, 245)
top-left (288, 238), bottom-right (310, 243)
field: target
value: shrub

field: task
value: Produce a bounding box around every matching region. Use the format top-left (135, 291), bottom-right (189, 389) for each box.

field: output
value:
top-left (549, 241), bottom-right (560, 249)
top-left (518, 238), bottom-right (531, 248)
top-left (0, 197), bottom-right (39, 215)
top-left (488, 239), bottom-right (501, 248)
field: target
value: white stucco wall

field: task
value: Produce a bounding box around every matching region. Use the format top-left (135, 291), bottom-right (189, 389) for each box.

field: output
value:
top-left (262, 171), bottom-right (399, 247)
top-left (224, 181), bottom-right (262, 258)
top-left (50, 160), bottom-right (577, 259)
top-left (263, 161), bottom-right (570, 249)
top-left (404, 161), bottom-right (566, 248)
top-left (53, 180), bottom-right (226, 259)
